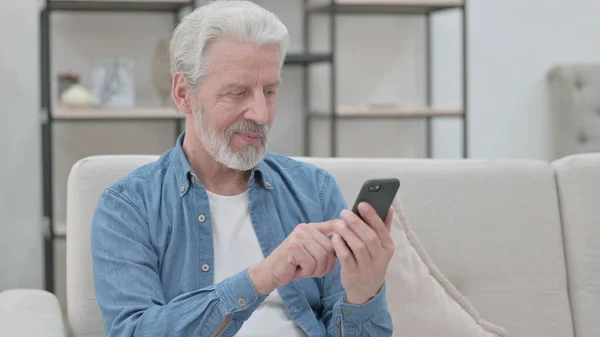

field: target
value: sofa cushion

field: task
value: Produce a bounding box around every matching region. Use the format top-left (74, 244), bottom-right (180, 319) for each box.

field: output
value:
top-left (386, 197), bottom-right (507, 336)
top-left (553, 153), bottom-right (600, 337)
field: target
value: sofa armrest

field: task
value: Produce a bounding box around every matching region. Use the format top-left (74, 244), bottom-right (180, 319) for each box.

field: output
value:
top-left (0, 289), bottom-right (66, 337)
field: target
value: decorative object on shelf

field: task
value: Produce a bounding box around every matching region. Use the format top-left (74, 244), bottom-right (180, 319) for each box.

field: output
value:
top-left (152, 39), bottom-right (172, 106)
top-left (57, 72), bottom-right (80, 100)
top-left (59, 84), bottom-right (94, 109)
top-left (91, 57), bottom-right (135, 108)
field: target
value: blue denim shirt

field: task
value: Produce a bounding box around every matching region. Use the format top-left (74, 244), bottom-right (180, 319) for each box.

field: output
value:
top-left (91, 133), bottom-right (393, 337)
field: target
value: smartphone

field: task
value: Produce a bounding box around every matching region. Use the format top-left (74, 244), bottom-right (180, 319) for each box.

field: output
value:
top-left (351, 178), bottom-right (401, 221)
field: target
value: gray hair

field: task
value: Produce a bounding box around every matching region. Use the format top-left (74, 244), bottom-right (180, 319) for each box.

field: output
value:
top-left (169, 0), bottom-right (290, 88)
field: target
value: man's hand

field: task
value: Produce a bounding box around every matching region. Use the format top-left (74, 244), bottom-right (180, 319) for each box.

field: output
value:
top-left (332, 202), bottom-right (395, 305)
top-left (248, 220), bottom-right (338, 295)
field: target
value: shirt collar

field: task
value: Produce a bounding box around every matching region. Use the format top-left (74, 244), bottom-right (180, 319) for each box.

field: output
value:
top-left (173, 132), bottom-right (273, 197)
top-left (252, 159), bottom-right (273, 190)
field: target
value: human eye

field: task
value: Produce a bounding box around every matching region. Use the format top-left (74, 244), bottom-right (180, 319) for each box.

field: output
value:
top-left (265, 88), bottom-right (278, 96)
top-left (230, 90), bottom-right (246, 98)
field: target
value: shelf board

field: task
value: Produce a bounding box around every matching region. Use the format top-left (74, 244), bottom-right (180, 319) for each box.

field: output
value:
top-left (285, 53), bottom-right (333, 65)
top-left (311, 106), bottom-right (464, 119)
top-left (308, 0), bottom-right (464, 15)
top-left (47, 0), bottom-right (192, 12)
top-left (53, 107), bottom-right (183, 121)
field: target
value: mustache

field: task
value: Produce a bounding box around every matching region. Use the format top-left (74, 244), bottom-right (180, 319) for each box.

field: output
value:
top-left (227, 120), bottom-right (269, 137)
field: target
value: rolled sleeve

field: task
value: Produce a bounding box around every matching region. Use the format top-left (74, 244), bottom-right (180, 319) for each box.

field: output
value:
top-left (215, 269), bottom-right (267, 322)
top-left (336, 283), bottom-right (389, 324)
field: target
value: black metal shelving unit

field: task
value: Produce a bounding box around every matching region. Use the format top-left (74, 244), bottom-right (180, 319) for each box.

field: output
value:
top-left (303, 0), bottom-right (468, 158)
top-left (39, 0), bottom-right (467, 294)
top-left (39, 0), bottom-right (338, 293)
top-left (40, 0), bottom-right (197, 294)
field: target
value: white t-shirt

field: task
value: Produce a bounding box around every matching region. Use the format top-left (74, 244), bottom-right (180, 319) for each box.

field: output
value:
top-left (208, 190), bottom-right (306, 337)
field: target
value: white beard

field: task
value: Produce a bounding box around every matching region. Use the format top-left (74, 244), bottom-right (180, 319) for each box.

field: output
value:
top-left (192, 107), bottom-right (269, 171)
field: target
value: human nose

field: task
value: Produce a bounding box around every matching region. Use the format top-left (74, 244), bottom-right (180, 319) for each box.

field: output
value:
top-left (244, 90), bottom-right (269, 125)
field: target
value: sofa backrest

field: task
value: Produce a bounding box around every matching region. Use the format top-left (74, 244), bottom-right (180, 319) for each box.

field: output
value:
top-left (66, 155), bottom-right (575, 337)
top-left (553, 154), bottom-right (600, 337)
top-left (66, 155), bottom-right (158, 337)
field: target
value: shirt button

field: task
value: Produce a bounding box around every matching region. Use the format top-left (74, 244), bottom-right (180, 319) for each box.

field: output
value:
top-left (343, 308), bottom-right (351, 314)
top-left (198, 214), bottom-right (206, 223)
top-left (201, 264), bottom-right (210, 272)
top-left (237, 298), bottom-right (246, 306)
top-left (180, 186), bottom-right (186, 193)
top-left (265, 181), bottom-right (272, 188)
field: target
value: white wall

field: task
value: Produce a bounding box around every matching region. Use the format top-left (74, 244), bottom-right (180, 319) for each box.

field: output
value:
top-left (466, 0), bottom-right (600, 160)
top-left (0, 0), bottom-right (44, 290)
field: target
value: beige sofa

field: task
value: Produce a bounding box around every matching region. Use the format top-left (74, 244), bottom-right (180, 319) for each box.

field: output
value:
top-left (1, 153), bottom-right (599, 337)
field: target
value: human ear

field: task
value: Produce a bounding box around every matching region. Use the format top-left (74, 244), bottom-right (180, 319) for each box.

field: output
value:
top-left (172, 73), bottom-right (194, 116)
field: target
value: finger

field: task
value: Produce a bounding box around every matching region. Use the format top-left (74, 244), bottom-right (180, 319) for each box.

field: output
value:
top-left (291, 242), bottom-right (317, 279)
top-left (331, 233), bottom-right (356, 270)
top-left (307, 228), bottom-right (337, 276)
top-left (308, 226), bottom-right (336, 256)
top-left (357, 202), bottom-right (393, 250)
top-left (311, 220), bottom-right (338, 237)
top-left (333, 220), bottom-right (371, 266)
top-left (324, 249), bottom-right (337, 275)
top-left (380, 207), bottom-right (395, 249)
top-left (384, 207), bottom-right (393, 230)
top-left (301, 237), bottom-right (331, 277)
top-left (340, 209), bottom-right (384, 258)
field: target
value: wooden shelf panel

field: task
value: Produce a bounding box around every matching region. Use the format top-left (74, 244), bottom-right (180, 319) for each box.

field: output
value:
top-left (47, 0), bottom-right (192, 11)
top-left (311, 106), bottom-right (464, 118)
top-left (53, 107), bottom-right (183, 121)
top-left (308, 0), bottom-right (464, 14)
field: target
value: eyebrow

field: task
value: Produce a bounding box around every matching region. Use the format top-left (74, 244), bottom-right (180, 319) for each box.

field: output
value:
top-left (220, 82), bottom-right (245, 91)
top-left (267, 79), bottom-right (281, 87)
top-left (222, 79), bottom-right (281, 90)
